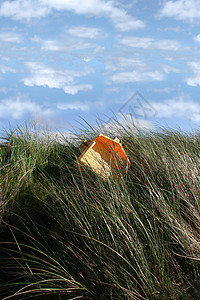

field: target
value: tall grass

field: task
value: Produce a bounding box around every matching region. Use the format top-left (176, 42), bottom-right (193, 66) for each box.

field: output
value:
top-left (0, 122), bottom-right (199, 299)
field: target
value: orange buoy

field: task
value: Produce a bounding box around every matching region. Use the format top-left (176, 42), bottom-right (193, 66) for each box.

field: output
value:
top-left (77, 134), bottom-right (130, 179)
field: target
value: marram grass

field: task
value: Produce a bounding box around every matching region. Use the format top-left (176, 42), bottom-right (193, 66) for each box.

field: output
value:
top-left (0, 123), bottom-right (199, 299)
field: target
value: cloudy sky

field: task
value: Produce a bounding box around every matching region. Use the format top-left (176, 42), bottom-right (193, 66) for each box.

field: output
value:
top-left (1, 0), bottom-right (200, 133)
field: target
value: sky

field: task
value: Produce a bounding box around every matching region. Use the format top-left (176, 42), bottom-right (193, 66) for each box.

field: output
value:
top-left (1, 0), bottom-right (200, 135)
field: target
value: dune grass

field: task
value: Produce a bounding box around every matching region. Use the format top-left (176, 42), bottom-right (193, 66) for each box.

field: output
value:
top-left (0, 122), bottom-right (199, 299)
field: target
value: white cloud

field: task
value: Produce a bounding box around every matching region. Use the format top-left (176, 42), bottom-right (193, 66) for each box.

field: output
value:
top-left (194, 34), bottom-right (200, 43)
top-left (104, 44), bottom-right (180, 85)
top-left (58, 100), bottom-right (103, 111)
top-left (0, 0), bottom-right (145, 31)
top-left (0, 64), bottom-right (16, 74)
top-left (0, 97), bottom-right (52, 120)
top-left (151, 97), bottom-right (200, 122)
top-left (39, 40), bottom-right (63, 51)
top-left (150, 87), bottom-right (176, 94)
top-left (105, 54), bottom-right (171, 84)
top-left (120, 36), bottom-right (152, 49)
top-left (23, 62), bottom-right (93, 95)
top-left (43, 0), bottom-right (145, 31)
top-left (43, 40), bottom-right (96, 51)
top-left (0, 87), bottom-right (10, 94)
top-left (57, 102), bottom-right (90, 111)
top-left (109, 70), bottom-right (164, 83)
top-left (42, 0), bottom-right (109, 13)
top-left (161, 64), bottom-right (180, 74)
top-left (0, 31), bottom-right (22, 43)
top-left (67, 26), bottom-right (104, 39)
top-left (32, 36), bottom-right (98, 52)
top-left (105, 57), bottom-right (146, 72)
top-left (155, 39), bottom-right (180, 51)
top-left (102, 113), bottom-right (154, 135)
top-left (185, 62), bottom-right (200, 86)
top-left (62, 85), bottom-right (93, 95)
top-left (120, 36), bottom-right (180, 51)
top-left (0, 0), bottom-right (50, 21)
top-left (108, 7), bottom-right (145, 31)
top-left (159, 25), bottom-right (184, 32)
top-left (159, 0), bottom-right (200, 22)
top-left (39, 131), bottom-right (79, 145)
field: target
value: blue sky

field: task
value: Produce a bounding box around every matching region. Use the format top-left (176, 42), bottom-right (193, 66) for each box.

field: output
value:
top-left (1, 0), bottom-right (200, 134)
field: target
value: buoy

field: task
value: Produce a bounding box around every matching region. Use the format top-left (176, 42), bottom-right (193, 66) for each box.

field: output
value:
top-left (76, 134), bottom-right (130, 179)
